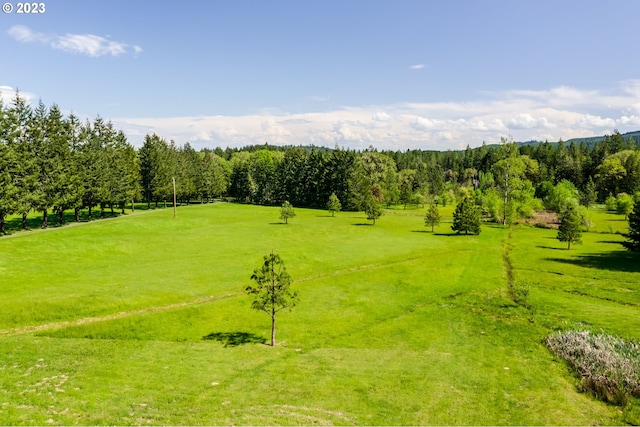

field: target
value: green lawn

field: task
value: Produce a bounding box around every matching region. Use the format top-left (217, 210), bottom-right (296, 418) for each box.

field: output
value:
top-left (0, 203), bottom-right (637, 425)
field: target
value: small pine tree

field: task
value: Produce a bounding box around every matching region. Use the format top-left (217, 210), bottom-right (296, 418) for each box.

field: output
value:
top-left (327, 192), bottom-right (341, 217)
top-left (280, 200), bottom-right (295, 224)
top-left (451, 197), bottom-right (481, 235)
top-left (557, 205), bottom-right (583, 250)
top-left (246, 252), bottom-right (299, 346)
top-left (581, 176), bottom-right (598, 208)
top-left (622, 200), bottom-right (640, 252)
top-left (424, 203), bottom-right (440, 232)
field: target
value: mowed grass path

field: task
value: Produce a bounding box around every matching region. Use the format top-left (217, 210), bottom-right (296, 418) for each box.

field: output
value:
top-left (0, 203), bottom-right (629, 424)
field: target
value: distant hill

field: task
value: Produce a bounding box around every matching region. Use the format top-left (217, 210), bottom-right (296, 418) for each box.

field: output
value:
top-left (565, 130), bottom-right (640, 147)
top-left (516, 130), bottom-right (640, 148)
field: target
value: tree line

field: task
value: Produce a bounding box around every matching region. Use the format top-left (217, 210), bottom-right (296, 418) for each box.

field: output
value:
top-left (3, 92), bottom-right (640, 234)
top-left (0, 94), bottom-right (139, 233)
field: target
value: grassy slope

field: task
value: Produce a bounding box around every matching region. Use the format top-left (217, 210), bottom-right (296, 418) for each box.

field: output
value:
top-left (510, 209), bottom-right (640, 339)
top-left (0, 203), bottom-right (635, 425)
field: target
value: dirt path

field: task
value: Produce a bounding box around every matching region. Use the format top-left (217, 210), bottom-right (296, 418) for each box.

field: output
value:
top-left (0, 292), bottom-right (242, 337)
top-left (0, 250), bottom-right (430, 338)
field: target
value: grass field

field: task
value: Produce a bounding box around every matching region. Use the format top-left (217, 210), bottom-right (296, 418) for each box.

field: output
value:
top-left (0, 203), bottom-right (638, 425)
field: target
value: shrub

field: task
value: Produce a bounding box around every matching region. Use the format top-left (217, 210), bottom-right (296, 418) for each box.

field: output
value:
top-left (616, 193), bottom-right (635, 218)
top-left (605, 195), bottom-right (618, 211)
top-left (511, 281), bottom-right (531, 309)
top-left (544, 179), bottom-right (579, 213)
top-left (545, 330), bottom-right (640, 405)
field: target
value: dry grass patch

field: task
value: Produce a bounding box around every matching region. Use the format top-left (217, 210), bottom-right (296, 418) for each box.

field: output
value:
top-left (546, 330), bottom-right (640, 405)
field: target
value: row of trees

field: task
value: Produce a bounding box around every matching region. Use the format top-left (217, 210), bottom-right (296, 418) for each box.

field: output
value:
top-left (221, 136), bottom-right (640, 229)
top-left (0, 94), bottom-right (139, 233)
top-left (3, 92), bottom-right (640, 235)
top-left (139, 134), bottom-right (229, 208)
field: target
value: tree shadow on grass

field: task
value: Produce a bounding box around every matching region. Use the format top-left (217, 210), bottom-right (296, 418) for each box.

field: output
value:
top-left (544, 251), bottom-right (640, 273)
top-left (268, 222), bottom-right (287, 225)
top-left (2, 210), bottom-right (122, 235)
top-left (537, 245), bottom-right (567, 250)
top-left (352, 223), bottom-right (373, 226)
top-left (202, 331), bottom-right (266, 347)
top-left (433, 232), bottom-right (475, 237)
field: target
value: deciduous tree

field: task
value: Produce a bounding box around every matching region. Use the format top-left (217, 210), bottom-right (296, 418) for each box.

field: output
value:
top-left (363, 194), bottom-right (382, 225)
top-left (615, 193), bottom-right (634, 219)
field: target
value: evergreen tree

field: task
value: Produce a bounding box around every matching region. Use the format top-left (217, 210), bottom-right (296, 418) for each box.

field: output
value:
top-left (81, 117), bottom-right (115, 218)
top-left (8, 93), bottom-right (39, 229)
top-left (30, 101), bottom-right (50, 227)
top-left (276, 148), bottom-right (306, 205)
top-left (139, 134), bottom-right (161, 207)
top-left (451, 197), bottom-right (481, 235)
top-left (557, 205), bottom-right (583, 250)
top-left (199, 150), bottom-right (228, 202)
top-left (279, 200), bottom-right (295, 224)
top-left (175, 142), bottom-right (199, 204)
top-left (399, 169), bottom-right (416, 209)
top-left (0, 102), bottom-right (18, 233)
top-left (229, 156), bottom-right (256, 203)
top-left (622, 200), bottom-right (640, 252)
top-left (581, 176), bottom-right (598, 208)
top-left (61, 113), bottom-right (85, 223)
top-left (109, 131), bottom-right (141, 213)
top-left (424, 203), bottom-right (440, 232)
top-left (327, 192), bottom-right (341, 217)
top-left (42, 104), bottom-right (77, 226)
top-left (246, 252), bottom-right (298, 346)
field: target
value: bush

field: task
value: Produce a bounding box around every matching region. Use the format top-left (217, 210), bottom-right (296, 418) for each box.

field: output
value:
top-left (616, 193), bottom-right (635, 218)
top-left (544, 179), bottom-right (579, 213)
top-left (605, 195), bottom-right (618, 211)
top-left (511, 281), bottom-right (531, 309)
top-left (545, 330), bottom-right (640, 405)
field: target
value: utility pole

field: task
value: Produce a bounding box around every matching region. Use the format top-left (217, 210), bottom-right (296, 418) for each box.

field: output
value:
top-left (173, 177), bottom-right (177, 218)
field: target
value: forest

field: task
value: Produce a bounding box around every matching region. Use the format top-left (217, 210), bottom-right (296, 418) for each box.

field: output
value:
top-left (2, 93), bottom-right (640, 233)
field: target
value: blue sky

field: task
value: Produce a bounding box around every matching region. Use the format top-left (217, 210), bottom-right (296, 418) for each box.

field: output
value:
top-left (2, 0), bottom-right (640, 150)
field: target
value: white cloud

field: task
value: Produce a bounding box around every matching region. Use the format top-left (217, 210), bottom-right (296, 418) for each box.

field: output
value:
top-left (7, 25), bottom-right (141, 57)
top-left (0, 85), bottom-right (36, 104)
top-left (576, 114), bottom-right (616, 129)
top-left (109, 82), bottom-right (640, 150)
top-left (52, 33), bottom-right (127, 57)
top-left (409, 64), bottom-right (425, 70)
top-left (7, 81), bottom-right (640, 151)
top-left (372, 112), bottom-right (391, 121)
top-left (410, 116), bottom-right (440, 131)
top-left (307, 95), bottom-right (330, 102)
top-left (508, 114), bottom-right (555, 130)
top-left (7, 25), bottom-right (48, 43)
top-left (194, 131), bottom-right (213, 141)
